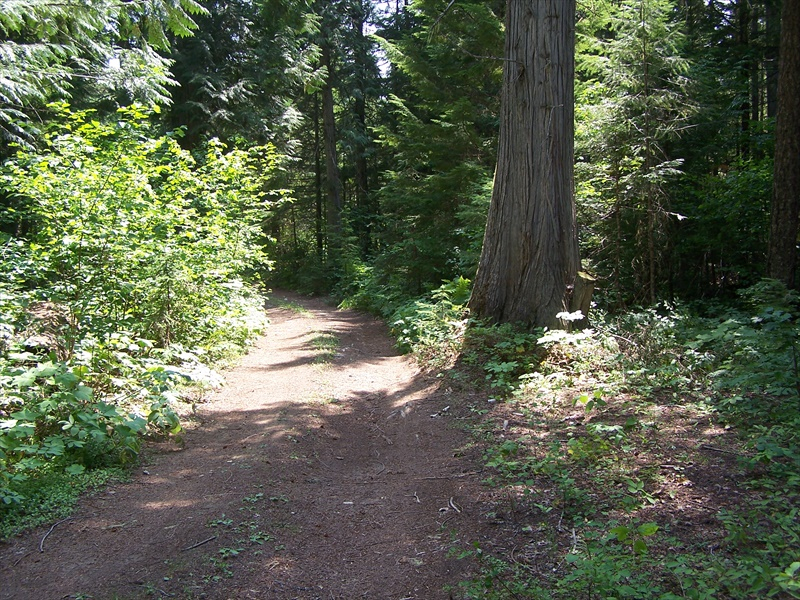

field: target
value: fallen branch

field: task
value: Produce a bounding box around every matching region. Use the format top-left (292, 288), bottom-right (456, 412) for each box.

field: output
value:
top-left (182, 535), bottom-right (217, 552)
top-left (39, 517), bottom-right (74, 553)
top-left (12, 551), bottom-right (33, 566)
top-left (700, 444), bottom-right (746, 457)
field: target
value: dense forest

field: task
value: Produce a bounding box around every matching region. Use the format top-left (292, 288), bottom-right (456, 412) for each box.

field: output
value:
top-left (2, 0), bottom-right (800, 598)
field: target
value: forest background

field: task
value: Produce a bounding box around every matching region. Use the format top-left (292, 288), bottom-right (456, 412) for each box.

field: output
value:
top-left (1, 0), bottom-right (800, 598)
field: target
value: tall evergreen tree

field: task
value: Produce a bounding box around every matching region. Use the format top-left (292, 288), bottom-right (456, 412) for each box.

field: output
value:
top-left (469, 0), bottom-right (579, 329)
top-left (767, 0), bottom-right (800, 287)
top-left (576, 0), bottom-right (693, 305)
top-left (372, 0), bottom-right (503, 293)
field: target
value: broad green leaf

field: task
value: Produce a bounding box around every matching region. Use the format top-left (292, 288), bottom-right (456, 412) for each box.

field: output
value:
top-left (65, 464), bottom-right (86, 475)
top-left (632, 539), bottom-right (648, 555)
top-left (609, 525), bottom-right (630, 542)
top-left (637, 522), bottom-right (659, 537)
top-left (74, 386), bottom-right (93, 401)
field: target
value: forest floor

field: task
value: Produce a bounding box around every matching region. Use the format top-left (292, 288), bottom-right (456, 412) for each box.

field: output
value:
top-left (0, 292), bottom-right (497, 600)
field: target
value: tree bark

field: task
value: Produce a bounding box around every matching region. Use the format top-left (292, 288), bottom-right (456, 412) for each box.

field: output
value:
top-left (767, 0), bottom-right (800, 288)
top-left (738, 0), bottom-right (751, 157)
top-left (766, 0), bottom-right (780, 119)
top-left (352, 2), bottom-right (372, 257)
top-left (321, 44), bottom-right (343, 238)
top-left (468, 0), bottom-right (579, 329)
top-left (314, 92), bottom-right (324, 259)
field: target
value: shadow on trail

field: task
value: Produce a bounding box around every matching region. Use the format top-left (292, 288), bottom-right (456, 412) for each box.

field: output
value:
top-left (0, 293), bottom-right (482, 600)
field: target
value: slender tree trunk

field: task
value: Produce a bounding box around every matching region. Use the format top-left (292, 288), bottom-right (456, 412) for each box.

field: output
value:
top-left (750, 3), bottom-right (761, 124)
top-left (642, 0), bottom-right (657, 304)
top-left (767, 0), bottom-right (800, 287)
top-left (314, 93), bottom-right (324, 259)
top-left (766, 0), bottom-right (780, 119)
top-left (468, 0), bottom-right (579, 329)
top-left (353, 2), bottom-right (371, 257)
top-left (614, 175), bottom-right (623, 309)
top-left (321, 44), bottom-right (343, 238)
top-left (738, 0), bottom-right (751, 157)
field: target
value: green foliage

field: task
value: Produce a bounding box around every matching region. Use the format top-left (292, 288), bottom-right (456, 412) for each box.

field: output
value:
top-left (336, 262), bottom-right (407, 316)
top-left (0, 104), bottom-right (280, 510)
top-left (451, 279), bottom-right (800, 599)
top-left (2, 103), bottom-right (276, 350)
top-left (462, 323), bottom-right (543, 397)
top-left (0, 466), bottom-right (124, 539)
top-left (576, 0), bottom-right (696, 305)
top-left (672, 157), bottom-right (772, 295)
top-left (0, 0), bottom-right (208, 142)
top-left (390, 276), bottom-right (471, 358)
top-left (365, 0), bottom-right (502, 294)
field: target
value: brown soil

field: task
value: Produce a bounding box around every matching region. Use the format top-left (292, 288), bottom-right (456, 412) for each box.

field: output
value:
top-left (0, 292), bottom-right (761, 599)
top-left (0, 292), bottom-right (491, 600)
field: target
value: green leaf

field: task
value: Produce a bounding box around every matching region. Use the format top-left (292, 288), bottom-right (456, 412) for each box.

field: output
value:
top-left (609, 525), bottom-right (630, 542)
top-left (65, 464), bottom-right (86, 475)
top-left (74, 386), bottom-right (93, 401)
top-left (637, 522), bottom-right (659, 537)
top-left (55, 371), bottom-right (80, 388)
top-left (12, 370), bottom-right (37, 389)
top-left (10, 409), bottom-right (39, 421)
top-left (632, 539), bottom-right (648, 555)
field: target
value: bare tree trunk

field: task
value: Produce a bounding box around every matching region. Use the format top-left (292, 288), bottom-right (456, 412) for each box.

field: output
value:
top-left (321, 44), bottom-right (343, 238)
top-left (750, 2), bottom-right (761, 124)
top-left (314, 92), bottom-right (324, 259)
top-left (766, 0), bottom-right (780, 119)
top-left (353, 2), bottom-right (371, 256)
top-left (738, 0), bottom-right (751, 157)
top-left (468, 0), bottom-right (579, 330)
top-left (767, 0), bottom-right (800, 287)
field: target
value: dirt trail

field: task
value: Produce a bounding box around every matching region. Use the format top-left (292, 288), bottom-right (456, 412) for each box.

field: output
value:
top-left (1, 292), bottom-right (489, 599)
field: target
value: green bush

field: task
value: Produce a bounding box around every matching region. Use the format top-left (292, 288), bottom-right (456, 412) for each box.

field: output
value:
top-left (0, 104), bottom-right (282, 508)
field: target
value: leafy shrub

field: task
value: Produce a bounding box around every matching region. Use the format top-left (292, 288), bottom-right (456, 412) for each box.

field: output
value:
top-left (389, 277), bottom-right (471, 364)
top-left (0, 104), bottom-right (281, 508)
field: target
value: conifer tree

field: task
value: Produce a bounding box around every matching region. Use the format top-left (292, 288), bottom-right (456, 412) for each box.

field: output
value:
top-left (0, 0), bottom-right (206, 144)
top-left (469, 0), bottom-right (579, 329)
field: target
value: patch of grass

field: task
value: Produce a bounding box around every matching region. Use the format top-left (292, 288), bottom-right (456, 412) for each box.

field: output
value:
top-left (0, 467), bottom-right (126, 539)
top-left (309, 331), bottom-right (339, 363)
top-left (269, 298), bottom-right (311, 315)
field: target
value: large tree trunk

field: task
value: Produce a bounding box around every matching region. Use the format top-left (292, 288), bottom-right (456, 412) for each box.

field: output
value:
top-left (767, 0), bottom-right (800, 288)
top-left (468, 0), bottom-right (579, 329)
top-left (352, 2), bottom-right (372, 257)
top-left (766, 0), bottom-right (780, 119)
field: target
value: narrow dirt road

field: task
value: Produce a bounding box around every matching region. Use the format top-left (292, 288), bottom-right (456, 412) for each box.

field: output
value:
top-left (1, 293), bottom-right (490, 599)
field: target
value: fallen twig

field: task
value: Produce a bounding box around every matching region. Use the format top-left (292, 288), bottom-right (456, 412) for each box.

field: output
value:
top-left (12, 551), bottom-right (33, 566)
top-left (39, 517), bottom-right (74, 553)
top-left (182, 535), bottom-right (217, 551)
top-left (414, 471), bottom-right (479, 481)
top-left (700, 444), bottom-right (746, 457)
top-left (448, 497), bottom-right (462, 513)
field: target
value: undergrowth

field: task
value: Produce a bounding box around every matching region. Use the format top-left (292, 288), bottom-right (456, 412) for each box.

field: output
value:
top-left (0, 105), bottom-right (277, 527)
top-left (381, 277), bottom-right (800, 599)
